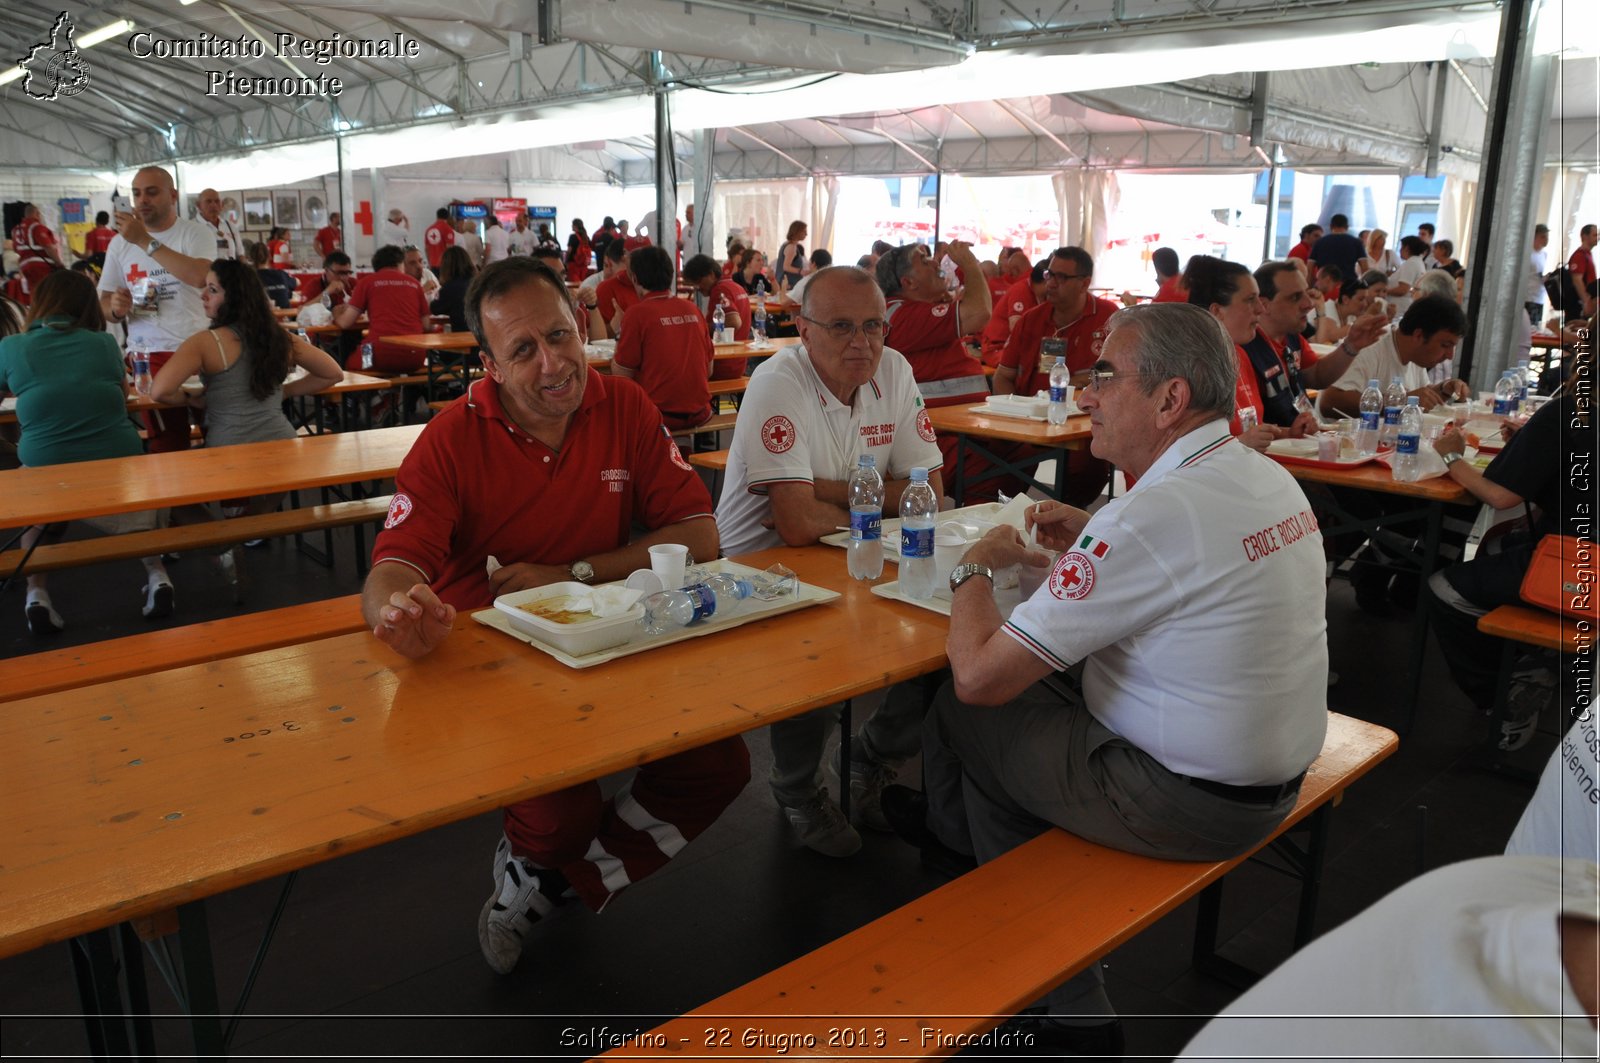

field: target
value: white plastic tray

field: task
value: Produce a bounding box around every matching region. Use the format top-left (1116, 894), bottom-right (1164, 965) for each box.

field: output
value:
top-left (967, 401), bottom-right (1081, 422)
top-left (871, 574), bottom-right (1029, 620)
top-left (819, 502), bottom-right (1007, 563)
top-left (472, 559), bottom-right (839, 668)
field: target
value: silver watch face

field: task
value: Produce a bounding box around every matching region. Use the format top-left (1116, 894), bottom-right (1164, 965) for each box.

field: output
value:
top-left (570, 561), bottom-right (595, 583)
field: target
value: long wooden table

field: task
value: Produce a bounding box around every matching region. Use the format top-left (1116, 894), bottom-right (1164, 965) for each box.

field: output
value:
top-left (1272, 455), bottom-right (1471, 731)
top-left (0, 371), bottom-right (393, 428)
top-left (927, 403), bottom-right (1093, 504)
top-left (0, 545), bottom-right (949, 1052)
top-left (0, 423), bottom-right (422, 529)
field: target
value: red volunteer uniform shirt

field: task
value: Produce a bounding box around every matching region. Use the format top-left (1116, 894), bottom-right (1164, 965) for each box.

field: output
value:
top-left (83, 226), bottom-right (115, 257)
top-left (424, 219), bottom-right (455, 268)
top-left (314, 225), bottom-right (341, 259)
top-left (613, 292), bottom-right (714, 430)
top-left (883, 297), bottom-right (986, 403)
top-left (372, 371), bottom-right (714, 610)
top-left (708, 278), bottom-right (751, 380)
top-left (979, 276), bottom-right (1039, 365)
top-left (12, 219), bottom-right (57, 298)
top-left (268, 238), bottom-right (292, 269)
top-left (595, 273), bottom-right (641, 330)
top-left (998, 296), bottom-right (1119, 395)
top-left (1230, 344), bottom-right (1265, 435)
top-left (346, 269), bottom-right (428, 370)
top-left (1151, 277), bottom-right (1186, 304)
top-left (1570, 247), bottom-right (1597, 291)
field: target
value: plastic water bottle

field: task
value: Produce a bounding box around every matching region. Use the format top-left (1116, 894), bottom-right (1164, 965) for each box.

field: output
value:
top-left (1492, 369), bottom-right (1517, 417)
top-left (359, 340), bottom-right (375, 370)
top-left (897, 467), bottom-right (938, 600)
top-left (639, 573), bottom-right (754, 635)
top-left (711, 303), bottom-right (726, 344)
top-left (939, 255), bottom-right (959, 294)
top-left (1379, 375), bottom-right (1405, 451)
top-left (751, 301), bottom-right (768, 345)
top-left (1356, 379), bottom-right (1382, 456)
top-left (1392, 396), bottom-right (1423, 482)
top-left (1516, 359), bottom-right (1531, 405)
top-left (1047, 356), bottom-right (1070, 425)
top-left (846, 455), bottom-right (885, 581)
top-left (129, 338), bottom-right (152, 395)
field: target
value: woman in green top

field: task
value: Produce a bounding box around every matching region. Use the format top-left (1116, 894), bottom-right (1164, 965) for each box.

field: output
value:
top-left (0, 270), bottom-right (175, 635)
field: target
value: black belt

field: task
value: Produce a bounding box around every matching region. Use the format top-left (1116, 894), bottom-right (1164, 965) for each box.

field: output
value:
top-left (1184, 771), bottom-right (1306, 804)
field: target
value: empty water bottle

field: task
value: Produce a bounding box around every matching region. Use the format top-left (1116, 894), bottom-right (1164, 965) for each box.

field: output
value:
top-left (1047, 356), bottom-right (1070, 425)
top-left (1392, 396), bottom-right (1423, 482)
top-left (898, 467), bottom-right (938, 600)
top-left (639, 573), bottom-right (754, 635)
top-left (711, 303), bottom-right (727, 344)
top-left (847, 455), bottom-right (885, 581)
top-left (129, 338), bottom-right (152, 396)
top-left (1379, 375), bottom-right (1405, 451)
top-left (1356, 378), bottom-right (1383, 456)
top-left (1492, 370), bottom-right (1517, 417)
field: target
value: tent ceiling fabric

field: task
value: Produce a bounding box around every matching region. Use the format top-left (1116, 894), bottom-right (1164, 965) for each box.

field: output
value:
top-left (0, 0), bottom-right (1591, 181)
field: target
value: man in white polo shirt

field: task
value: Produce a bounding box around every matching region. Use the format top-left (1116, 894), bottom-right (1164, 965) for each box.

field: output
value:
top-left (882, 302), bottom-right (1329, 1054)
top-left (196, 188), bottom-right (243, 261)
top-left (718, 266), bottom-right (944, 857)
top-left (1318, 294), bottom-right (1469, 415)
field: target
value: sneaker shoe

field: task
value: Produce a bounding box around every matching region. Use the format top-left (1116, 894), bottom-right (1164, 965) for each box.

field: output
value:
top-left (142, 577), bottom-right (174, 619)
top-left (216, 547), bottom-right (246, 603)
top-left (1499, 668), bottom-right (1556, 752)
top-left (849, 758), bottom-right (899, 832)
top-left (477, 835), bottom-right (569, 975)
top-left (780, 789), bottom-right (861, 858)
top-left (25, 593), bottom-right (64, 636)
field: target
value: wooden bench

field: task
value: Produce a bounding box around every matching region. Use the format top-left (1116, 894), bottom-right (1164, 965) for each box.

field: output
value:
top-left (0, 593), bottom-right (366, 704)
top-left (1478, 603), bottom-right (1584, 652)
top-left (687, 449), bottom-right (730, 472)
top-left (612, 712), bottom-right (1397, 1059)
top-left (709, 376), bottom-right (752, 398)
top-left (0, 496), bottom-right (391, 578)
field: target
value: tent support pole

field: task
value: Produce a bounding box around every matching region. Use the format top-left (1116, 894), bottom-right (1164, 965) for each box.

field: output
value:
top-left (652, 51), bottom-right (676, 266)
top-left (1262, 145), bottom-right (1283, 262)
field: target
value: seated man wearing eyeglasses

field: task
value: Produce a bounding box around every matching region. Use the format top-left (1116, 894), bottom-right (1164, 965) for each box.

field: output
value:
top-left (881, 302), bottom-right (1329, 1055)
top-left (716, 266), bottom-right (945, 858)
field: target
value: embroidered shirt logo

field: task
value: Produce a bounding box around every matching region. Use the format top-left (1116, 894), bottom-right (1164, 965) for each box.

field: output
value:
top-left (384, 493), bottom-right (413, 529)
top-left (1048, 549), bottom-right (1095, 600)
top-left (761, 415), bottom-right (796, 453)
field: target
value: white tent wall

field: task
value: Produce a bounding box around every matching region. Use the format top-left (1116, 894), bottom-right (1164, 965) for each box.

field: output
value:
top-left (712, 179), bottom-right (809, 265)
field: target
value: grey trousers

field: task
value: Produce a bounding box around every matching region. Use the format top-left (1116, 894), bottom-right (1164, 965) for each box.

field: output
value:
top-left (769, 673), bottom-right (943, 806)
top-left (923, 676), bottom-right (1298, 1017)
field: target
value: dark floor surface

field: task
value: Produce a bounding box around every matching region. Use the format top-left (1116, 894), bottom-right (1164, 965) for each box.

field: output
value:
top-left (0, 516), bottom-right (1562, 1060)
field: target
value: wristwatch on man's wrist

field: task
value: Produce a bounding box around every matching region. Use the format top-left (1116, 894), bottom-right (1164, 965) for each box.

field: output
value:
top-left (144, 238), bottom-right (162, 256)
top-left (569, 560), bottom-right (595, 584)
top-left (1441, 451), bottom-right (1463, 469)
top-left (948, 562), bottom-right (994, 594)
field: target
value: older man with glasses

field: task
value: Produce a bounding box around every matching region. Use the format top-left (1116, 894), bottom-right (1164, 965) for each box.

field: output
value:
top-left (717, 266), bottom-right (945, 857)
top-left (881, 302), bottom-right (1329, 1054)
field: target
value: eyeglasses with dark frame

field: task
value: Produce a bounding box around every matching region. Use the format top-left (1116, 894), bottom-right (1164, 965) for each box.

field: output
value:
top-left (1086, 360), bottom-right (1162, 391)
top-left (1045, 270), bottom-right (1090, 283)
top-left (800, 315), bottom-right (886, 341)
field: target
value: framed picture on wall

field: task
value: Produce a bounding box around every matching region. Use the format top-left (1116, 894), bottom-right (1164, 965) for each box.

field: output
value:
top-left (300, 191), bottom-right (328, 230)
top-left (273, 191), bottom-right (301, 230)
top-left (184, 194), bottom-right (200, 221)
top-left (243, 190), bottom-right (272, 228)
top-left (221, 195), bottom-right (241, 228)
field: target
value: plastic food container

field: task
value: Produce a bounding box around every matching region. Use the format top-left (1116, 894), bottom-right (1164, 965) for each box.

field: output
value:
top-left (493, 582), bottom-right (640, 655)
top-left (987, 394), bottom-right (1049, 417)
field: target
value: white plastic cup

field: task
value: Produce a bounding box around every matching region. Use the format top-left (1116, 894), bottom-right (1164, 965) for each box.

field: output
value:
top-left (934, 526), bottom-right (968, 586)
top-left (648, 544), bottom-right (688, 590)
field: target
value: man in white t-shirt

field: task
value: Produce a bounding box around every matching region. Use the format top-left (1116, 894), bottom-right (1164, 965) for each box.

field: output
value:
top-left (1178, 855), bottom-right (1599, 1062)
top-left (380, 209), bottom-right (411, 249)
top-left (717, 267), bottom-right (944, 858)
top-left (99, 165), bottom-right (215, 455)
top-left (455, 219), bottom-right (484, 267)
top-left (1319, 294), bottom-right (1469, 416)
top-left (483, 216), bottom-right (511, 263)
top-left (505, 214), bottom-right (535, 258)
top-left (882, 302), bottom-right (1329, 1052)
top-left (1527, 224), bottom-right (1551, 326)
top-left (1507, 714), bottom-right (1600, 863)
top-left (196, 188), bottom-right (243, 261)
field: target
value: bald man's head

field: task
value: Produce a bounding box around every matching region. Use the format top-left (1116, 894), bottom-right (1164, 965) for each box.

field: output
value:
top-left (131, 167), bottom-right (179, 229)
top-left (198, 188), bottom-right (223, 224)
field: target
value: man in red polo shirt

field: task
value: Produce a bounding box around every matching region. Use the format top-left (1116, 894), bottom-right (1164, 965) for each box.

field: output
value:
top-left (11, 203), bottom-right (64, 303)
top-left (363, 256), bottom-right (740, 976)
top-left (683, 252), bottom-right (751, 380)
top-left (1287, 223), bottom-right (1321, 271)
top-left (979, 260), bottom-right (1046, 366)
top-left (333, 245), bottom-right (429, 371)
top-left (1570, 223), bottom-right (1597, 317)
top-left (79, 211), bottom-right (116, 269)
top-left (313, 212), bottom-right (342, 259)
top-left (424, 208), bottom-right (455, 268)
top-left (996, 246), bottom-right (1119, 395)
top-left (593, 239), bottom-right (640, 337)
top-left (612, 245), bottom-right (714, 430)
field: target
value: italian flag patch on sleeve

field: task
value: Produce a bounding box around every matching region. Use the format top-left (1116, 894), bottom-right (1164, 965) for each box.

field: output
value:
top-left (1076, 533), bottom-right (1111, 559)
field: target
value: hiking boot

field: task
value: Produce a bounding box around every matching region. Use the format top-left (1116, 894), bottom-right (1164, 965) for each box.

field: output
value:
top-left (849, 757), bottom-right (900, 832)
top-left (780, 789), bottom-right (861, 857)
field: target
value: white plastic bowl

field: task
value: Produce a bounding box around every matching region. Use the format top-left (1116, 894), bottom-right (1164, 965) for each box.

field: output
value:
top-left (493, 582), bottom-right (640, 655)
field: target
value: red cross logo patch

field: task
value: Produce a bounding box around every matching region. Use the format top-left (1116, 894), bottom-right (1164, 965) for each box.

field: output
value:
top-left (384, 493), bottom-right (413, 529)
top-left (669, 440), bottom-right (692, 472)
top-left (1048, 549), bottom-right (1095, 600)
top-left (931, 303), bottom-right (950, 318)
top-left (125, 263), bottom-right (148, 285)
top-left (761, 415), bottom-right (796, 454)
top-left (916, 408), bottom-right (936, 443)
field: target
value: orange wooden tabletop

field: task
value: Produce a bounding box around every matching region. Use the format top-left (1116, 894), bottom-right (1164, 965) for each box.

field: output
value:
top-left (714, 336), bottom-right (800, 359)
top-left (0, 545), bottom-right (950, 960)
top-left (1270, 456), bottom-right (1471, 502)
top-left (0, 423), bottom-right (422, 529)
top-left (382, 331), bottom-right (480, 352)
top-left (927, 403), bottom-right (1093, 447)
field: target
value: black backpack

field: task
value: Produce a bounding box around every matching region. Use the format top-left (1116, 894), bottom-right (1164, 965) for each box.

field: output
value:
top-left (1545, 265), bottom-right (1582, 311)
